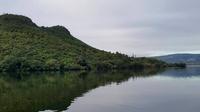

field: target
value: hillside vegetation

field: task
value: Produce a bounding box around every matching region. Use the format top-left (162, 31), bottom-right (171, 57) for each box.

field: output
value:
top-left (0, 14), bottom-right (169, 72)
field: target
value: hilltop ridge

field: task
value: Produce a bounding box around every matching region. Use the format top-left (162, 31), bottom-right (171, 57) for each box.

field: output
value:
top-left (0, 14), bottom-right (169, 72)
top-left (0, 14), bottom-right (37, 27)
top-left (154, 54), bottom-right (200, 65)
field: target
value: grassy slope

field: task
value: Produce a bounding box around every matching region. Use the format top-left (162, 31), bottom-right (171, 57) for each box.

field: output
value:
top-left (0, 14), bottom-right (167, 72)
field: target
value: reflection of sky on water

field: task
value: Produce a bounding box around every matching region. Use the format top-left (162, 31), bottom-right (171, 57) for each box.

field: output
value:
top-left (66, 67), bottom-right (200, 112)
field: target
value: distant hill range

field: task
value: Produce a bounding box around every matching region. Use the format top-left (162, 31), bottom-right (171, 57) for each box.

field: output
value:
top-left (154, 54), bottom-right (200, 65)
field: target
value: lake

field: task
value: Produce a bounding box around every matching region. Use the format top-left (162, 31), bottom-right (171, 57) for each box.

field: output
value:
top-left (0, 67), bottom-right (200, 112)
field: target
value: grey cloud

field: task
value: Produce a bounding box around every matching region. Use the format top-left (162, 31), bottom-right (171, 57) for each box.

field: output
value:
top-left (0, 0), bottom-right (200, 56)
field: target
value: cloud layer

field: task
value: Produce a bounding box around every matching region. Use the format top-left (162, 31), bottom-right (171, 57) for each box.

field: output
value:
top-left (1, 0), bottom-right (200, 56)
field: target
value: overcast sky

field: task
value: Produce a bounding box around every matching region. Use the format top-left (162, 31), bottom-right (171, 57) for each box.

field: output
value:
top-left (1, 0), bottom-right (200, 56)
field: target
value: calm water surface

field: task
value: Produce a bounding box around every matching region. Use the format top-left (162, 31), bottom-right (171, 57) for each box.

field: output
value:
top-left (0, 67), bottom-right (200, 112)
top-left (66, 67), bottom-right (200, 112)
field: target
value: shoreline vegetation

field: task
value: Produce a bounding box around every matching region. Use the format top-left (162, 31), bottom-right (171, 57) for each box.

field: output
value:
top-left (0, 14), bottom-right (186, 72)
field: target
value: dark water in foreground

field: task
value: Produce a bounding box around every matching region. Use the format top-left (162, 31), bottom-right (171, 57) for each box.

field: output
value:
top-left (0, 67), bottom-right (200, 112)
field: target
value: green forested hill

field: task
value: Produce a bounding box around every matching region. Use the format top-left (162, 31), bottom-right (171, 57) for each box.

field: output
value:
top-left (0, 14), bottom-right (167, 72)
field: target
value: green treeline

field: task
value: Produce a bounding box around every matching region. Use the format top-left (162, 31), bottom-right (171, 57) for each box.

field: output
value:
top-left (0, 14), bottom-right (184, 72)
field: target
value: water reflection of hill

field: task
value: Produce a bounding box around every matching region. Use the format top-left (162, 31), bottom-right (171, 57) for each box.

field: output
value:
top-left (159, 67), bottom-right (200, 78)
top-left (0, 69), bottom-right (162, 112)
